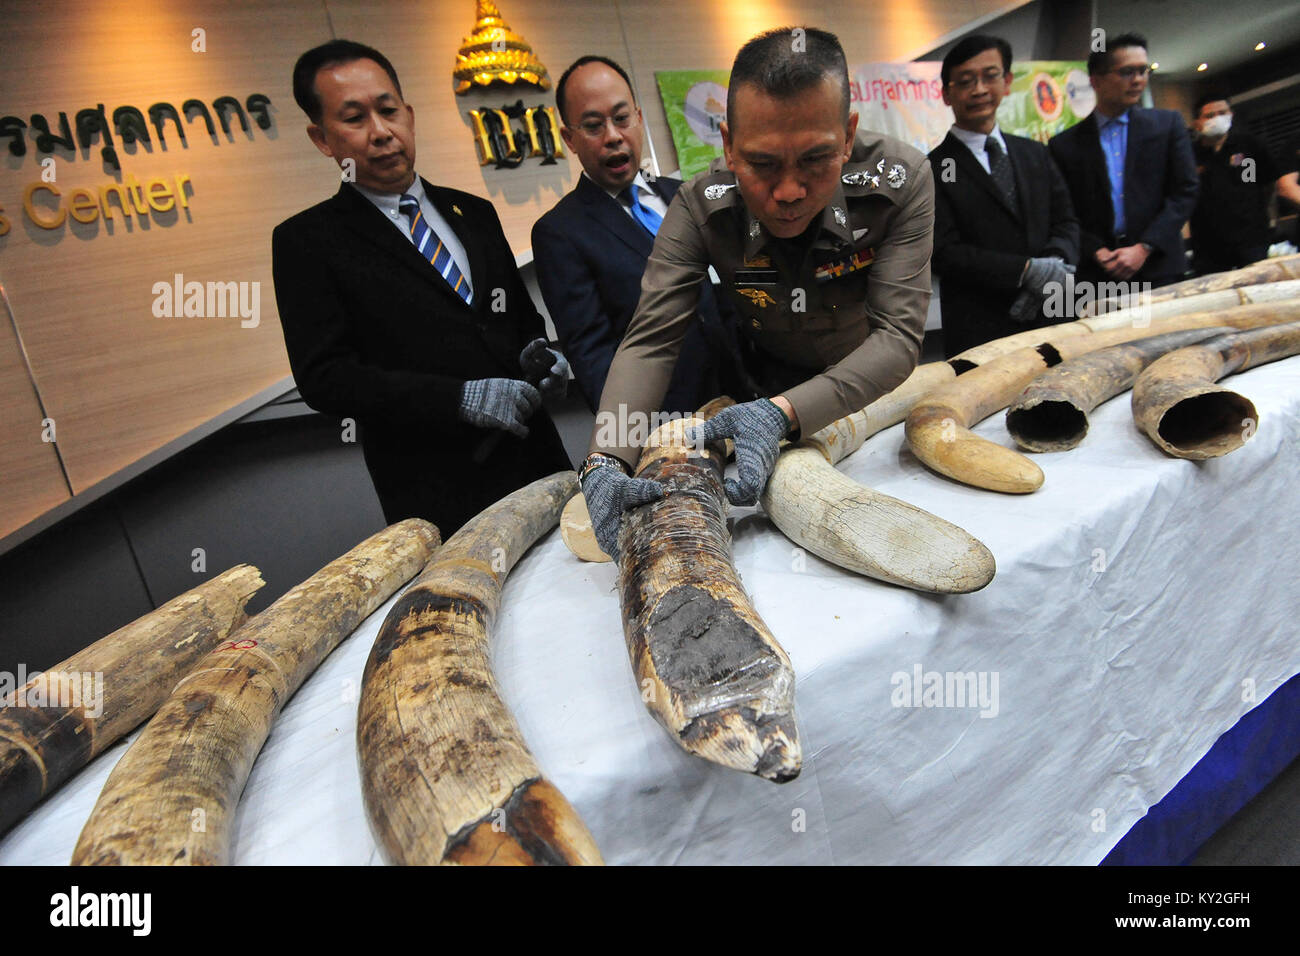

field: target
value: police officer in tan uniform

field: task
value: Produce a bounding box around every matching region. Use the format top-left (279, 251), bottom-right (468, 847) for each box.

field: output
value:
top-left (580, 26), bottom-right (934, 558)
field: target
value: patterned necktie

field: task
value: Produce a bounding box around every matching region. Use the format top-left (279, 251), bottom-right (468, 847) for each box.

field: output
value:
top-left (398, 193), bottom-right (472, 305)
top-left (984, 136), bottom-right (1020, 215)
top-left (622, 184), bottom-right (663, 236)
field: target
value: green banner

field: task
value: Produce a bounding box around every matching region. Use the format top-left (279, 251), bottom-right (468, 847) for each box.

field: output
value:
top-left (997, 61), bottom-right (1092, 144)
top-left (655, 70), bottom-right (730, 179)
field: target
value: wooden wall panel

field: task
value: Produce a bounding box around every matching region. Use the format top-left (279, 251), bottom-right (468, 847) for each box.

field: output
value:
top-left (0, 0), bottom-right (335, 502)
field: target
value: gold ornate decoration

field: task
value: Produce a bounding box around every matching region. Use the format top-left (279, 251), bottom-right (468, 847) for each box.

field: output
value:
top-left (454, 0), bottom-right (550, 95)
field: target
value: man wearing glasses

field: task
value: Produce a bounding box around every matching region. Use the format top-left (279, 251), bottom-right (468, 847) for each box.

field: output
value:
top-left (928, 35), bottom-right (1080, 356)
top-left (532, 56), bottom-right (732, 415)
top-left (1049, 32), bottom-right (1198, 288)
top-left (578, 27), bottom-right (934, 560)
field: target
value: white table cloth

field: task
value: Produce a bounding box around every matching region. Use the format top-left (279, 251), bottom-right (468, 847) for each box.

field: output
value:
top-left (5, 356), bottom-right (1298, 865)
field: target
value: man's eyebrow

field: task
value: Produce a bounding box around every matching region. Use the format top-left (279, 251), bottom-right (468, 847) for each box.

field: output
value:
top-left (579, 99), bottom-right (631, 119)
top-left (338, 92), bottom-right (398, 111)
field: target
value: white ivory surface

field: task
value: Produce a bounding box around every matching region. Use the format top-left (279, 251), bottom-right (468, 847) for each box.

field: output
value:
top-left (4, 356), bottom-right (1299, 866)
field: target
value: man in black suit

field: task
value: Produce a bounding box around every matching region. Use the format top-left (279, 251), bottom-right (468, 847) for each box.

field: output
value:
top-left (928, 35), bottom-right (1080, 357)
top-left (272, 40), bottom-right (570, 536)
top-left (1049, 32), bottom-right (1198, 288)
top-left (531, 56), bottom-right (731, 414)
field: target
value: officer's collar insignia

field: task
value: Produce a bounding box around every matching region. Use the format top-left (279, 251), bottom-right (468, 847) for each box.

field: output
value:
top-left (842, 170), bottom-right (879, 188)
top-left (876, 158), bottom-right (886, 173)
top-left (704, 183), bottom-right (736, 200)
top-left (887, 164), bottom-right (907, 189)
top-left (852, 227), bottom-right (870, 242)
top-left (749, 220), bottom-right (762, 239)
top-left (814, 247), bottom-right (876, 283)
top-left (736, 288), bottom-right (777, 308)
top-left (833, 206), bottom-right (847, 227)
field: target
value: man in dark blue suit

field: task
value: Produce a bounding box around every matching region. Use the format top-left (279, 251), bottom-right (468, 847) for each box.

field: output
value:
top-left (532, 56), bottom-right (732, 414)
top-left (1049, 33), bottom-right (1198, 288)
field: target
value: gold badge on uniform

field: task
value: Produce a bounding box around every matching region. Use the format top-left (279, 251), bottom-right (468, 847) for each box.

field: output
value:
top-left (736, 288), bottom-right (777, 308)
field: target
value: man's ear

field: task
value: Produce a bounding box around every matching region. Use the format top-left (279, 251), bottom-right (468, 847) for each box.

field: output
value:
top-left (560, 120), bottom-right (576, 155)
top-left (721, 120), bottom-right (735, 171)
top-left (307, 123), bottom-right (333, 159)
top-left (844, 111), bottom-right (860, 159)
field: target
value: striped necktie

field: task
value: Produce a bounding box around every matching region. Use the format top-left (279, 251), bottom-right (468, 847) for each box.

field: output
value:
top-left (622, 184), bottom-right (663, 236)
top-left (398, 193), bottom-right (472, 305)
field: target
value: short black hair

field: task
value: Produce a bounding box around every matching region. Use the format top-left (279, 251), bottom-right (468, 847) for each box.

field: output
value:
top-left (1193, 94), bottom-right (1231, 118)
top-left (555, 55), bottom-right (636, 126)
top-left (726, 27), bottom-right (850, 131)
top-left (292, 40), bottom-right (404, 123)
top-left (1087, 31), bottom-right (1148, 75)
top-left (941, 34), bottom-right (1012, 88)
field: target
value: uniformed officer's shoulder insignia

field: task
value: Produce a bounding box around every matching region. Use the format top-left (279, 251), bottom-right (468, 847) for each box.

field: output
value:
top-left (876, 158), bottom-right (886, 173)
top-left (736, 288), bottom-right (777, 308)
top-left (704, 182), bottom-right (736, 200)
top-left (886, 163), bottom-right (907, 189)
top-left (842, 169), bottom-right (880, 188)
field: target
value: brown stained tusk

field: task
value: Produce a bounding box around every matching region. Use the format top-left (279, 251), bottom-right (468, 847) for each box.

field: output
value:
top-left (358, 472), bottom-right (603, 865)
top-left (760, 363), bottom-right (995, 592)
top-left (1006, 327), bottom-right (1235, 452)
top-left (1131, 320), bottom-right (1300, 459)
top-left (1080, 280), bottom-right (1300, 331)
top-left (903, 316), bottom-right (1283, 493)
top-left (1008, 299), bottom-right (1300, 453)
top-left (1085, 254), bottom-right (1300, 317)
top-left (71, 520), bottom-right (438, 866)
top-left (0, 565), bottom-right (265, 837)
top-left (562, 397), bottom-right (736, 564)
top-left (619, 418), bottom-right (800, 783)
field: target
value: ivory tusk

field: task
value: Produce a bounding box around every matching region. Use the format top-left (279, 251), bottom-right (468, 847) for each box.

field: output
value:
top-left (760, 362), bottom-right (996, 592)
top-left (620, 418), bottom-right (800, 782)
top-left (1085, 254), bottom-right (1300, 316)
top-left (358, 473), bottom-right (604, 865)
top-left (72, 521), bottom-right (438, 865)
top-left (1080, 280), bottom-right (1300, 331)
top-left (1007, 299), bottom-right (1300, 452)
top-left (0, 565), bottom-right (265, 837)
top-left (1132, 320), bottom-right (1300, 459)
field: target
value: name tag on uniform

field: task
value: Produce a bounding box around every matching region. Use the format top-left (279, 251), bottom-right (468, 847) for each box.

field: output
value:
top-left (733, 268), bottom-right (780, 286)
top-left (813, 247), bottom-right (876, 283)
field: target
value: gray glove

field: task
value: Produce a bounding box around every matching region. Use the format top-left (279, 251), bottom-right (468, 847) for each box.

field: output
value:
top-left (519, 338), bottom-right (569, 400)
top-left (686, 399), bottom-right (790, 506)
top-left (1007, 288), bottom-right (1041, 325)
top-left (580, 461), bottom-right (664, 560)
top-left (459, 378), bottom-right (541, 438)
top-left (1020, 256), bottom-right (1074, 295)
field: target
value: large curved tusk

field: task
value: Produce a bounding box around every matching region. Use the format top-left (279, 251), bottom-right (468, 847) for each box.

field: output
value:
top-left (71, 521), bottom-right (438, 866)
top-left (1132, 320), bottom-right (1300, 459)
top-left (1081, 279), bottom-right (1300, 331)
top-left (904, 316), bottom-right (1280, 493)
top-left (358, 473), bottom-right (603, 865)
top-left (1085, 254), bottom-right (1300, 316)
top-left (0, 565), bottom-right (265, 837)
top-left (1008, 299), bottom-right (1300, 452)
top-left (760, 363), bottom-right (996, 592)
top-left (1006, 327), bottom-right (1235, 452)
top-left (620, 418), bottom-right (800, 783)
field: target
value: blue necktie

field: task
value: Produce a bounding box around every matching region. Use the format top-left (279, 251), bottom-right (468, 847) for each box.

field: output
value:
top-left (398, 194), bottom-right (472, 305)
top-left (623, 184), bottom-right (663, 236)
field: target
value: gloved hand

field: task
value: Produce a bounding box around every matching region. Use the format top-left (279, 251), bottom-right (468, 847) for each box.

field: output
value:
top-left (1007, 288), bottom-right (1042, 325)
top-left (519, 338), bottom-right (570, 400)
top-left (686, 398), bottom-right (790, 506)
top-left (458, 378), bottom-right (541, 438)
top-left (580, 459), bottom-right (664, 560)
top-left (1020, 256), bottom-right (1074, 294)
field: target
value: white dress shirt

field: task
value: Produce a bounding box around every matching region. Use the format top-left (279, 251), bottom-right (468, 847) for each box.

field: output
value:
top-left (949, 123), bottom-right (1011, 175)
top-left (353, 173), bottom-right (474, 302)
top-left (583, 170), bottom-right (669, 221)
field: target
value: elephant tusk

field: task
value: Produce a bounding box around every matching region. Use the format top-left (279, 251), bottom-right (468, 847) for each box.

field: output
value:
top-left (1085, 254), bottom-right (1300, 317)
top-left (358, 473), bottom-right (604, 865)
top-left (760, 362), bottom-right (996, 592)
top-left (1008, 299), bottom-right (1300, 452)
top-left (1132, 320), bottom-right (1300, 459)
top-left (0, 565), bottom-right (264, 838)
top-left (619, 418), bottom-right (800, 783)
top-left (71, 521), bottom-right (437, 865)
